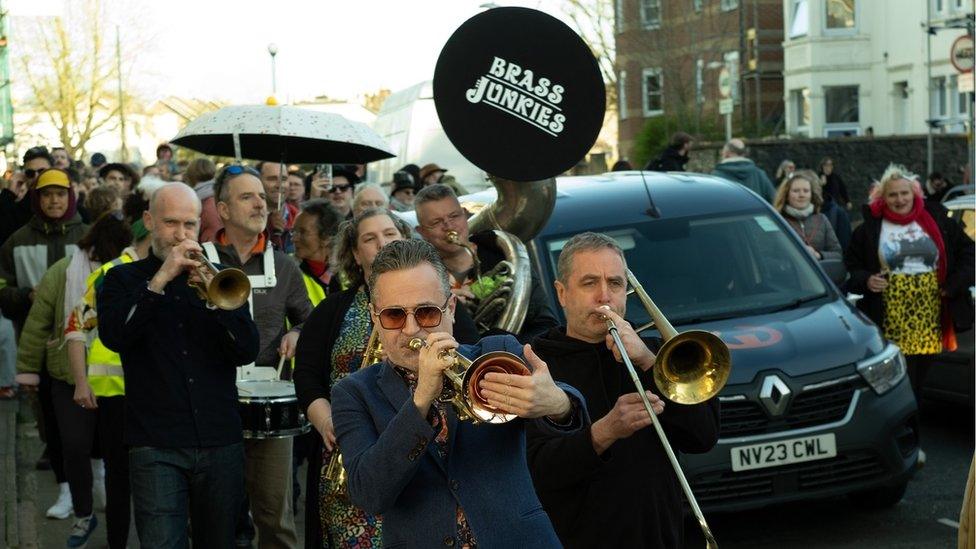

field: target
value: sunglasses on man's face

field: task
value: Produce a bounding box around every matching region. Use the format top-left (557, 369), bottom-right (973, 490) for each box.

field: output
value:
top-left (24, 168), bottom-right (42, 179)
top-left (329, 184), bottom-right (352, 193)
top-left (373, 297), bottom-right (451, 330)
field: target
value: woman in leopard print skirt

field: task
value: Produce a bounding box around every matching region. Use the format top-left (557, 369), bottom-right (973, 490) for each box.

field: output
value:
top-left (844, 164), bottom-right (974, 395)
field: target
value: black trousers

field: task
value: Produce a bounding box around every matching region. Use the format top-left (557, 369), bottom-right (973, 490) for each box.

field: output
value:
top-left (97, 395), bottom-right (130, 549)
top-left (906, 354), bottom-right (933, 399)
top-left (37, 370), bottom-right (67, 483)
top-left (50, 379), bottom-right (97, 517)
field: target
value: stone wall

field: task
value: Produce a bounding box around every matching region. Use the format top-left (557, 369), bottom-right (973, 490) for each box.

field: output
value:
top-left (687, 134), bottom-right (971, 220)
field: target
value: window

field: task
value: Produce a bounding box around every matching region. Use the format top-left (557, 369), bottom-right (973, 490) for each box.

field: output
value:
top-left (825, 0), bottom-right (855, 31)
top-left (933, 0), bottom-right (946, 14)
top-left (953, 0), bottom-right (967, 12)
top-left (724, 51), bottom-right (740, 102)
top-left (543, 214), bottom-right (829, 328)
top-left (791, 88), bottom-right (811, 130)
top-left (721, 0), bottom-right (739, 11)
top-left (824, 85), bottom-right (859, 136)
top-left (642, 68), bottom-right (663, 117)
top-left (640, 0), bottom-right (661, 29)
top-left (616, 0), bottom-right (624, 33)
top-left (789, 0), bottom-right (809, 38)
top-left (619, 70), bottom-right (628, 120)
top-left (693, 0), bottom-right (703, 12)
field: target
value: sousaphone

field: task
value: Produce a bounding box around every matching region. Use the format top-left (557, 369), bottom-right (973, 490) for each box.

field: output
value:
top-left (432, 6), bottom-right (606, 334)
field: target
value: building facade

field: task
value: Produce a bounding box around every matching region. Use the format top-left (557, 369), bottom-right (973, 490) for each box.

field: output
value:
top-left (782, 0), bottom-right (974, 138)
top-left (615, 0), bottom-right (785, 161)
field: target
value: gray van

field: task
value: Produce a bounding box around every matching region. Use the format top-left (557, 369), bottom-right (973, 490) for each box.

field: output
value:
top-left (440, 171), bottom-right (920, 511)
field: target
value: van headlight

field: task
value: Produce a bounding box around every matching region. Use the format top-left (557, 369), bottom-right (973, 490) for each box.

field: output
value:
top-left (856, 344), bottom-right (907, 395)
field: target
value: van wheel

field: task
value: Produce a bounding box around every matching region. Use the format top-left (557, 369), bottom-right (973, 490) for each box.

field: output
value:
top-left (848, 481), bottom-right (908, 509)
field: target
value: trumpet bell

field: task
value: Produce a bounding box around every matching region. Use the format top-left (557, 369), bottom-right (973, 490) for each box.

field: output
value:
top-left (653, 330), bottom-right (731, 405)
top-left (463, 351), bottom-right (531, 423)
top-left (208, 268), bottom-right (251, 310)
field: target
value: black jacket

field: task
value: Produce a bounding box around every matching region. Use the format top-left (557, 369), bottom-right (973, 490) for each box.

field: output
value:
top-left (821, 172), bottom-right (850, 205)
top-left (469, 231), bottom-right (559, 343)
top-left (844, 203), bottom-right (975, 333)
top-left (97, 253), bottom-right (259, 448)
top-left (645, 146), bottom-right (689, 172)
top-left (526, 327), bottom-right (720, 549)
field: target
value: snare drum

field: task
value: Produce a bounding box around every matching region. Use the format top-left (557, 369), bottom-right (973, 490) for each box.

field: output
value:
top-left (236, 380), bottom-right (310, 439)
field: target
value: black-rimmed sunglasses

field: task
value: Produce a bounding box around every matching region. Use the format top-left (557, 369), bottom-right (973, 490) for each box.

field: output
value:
top-left (373, 296), bottom-right (451, 329)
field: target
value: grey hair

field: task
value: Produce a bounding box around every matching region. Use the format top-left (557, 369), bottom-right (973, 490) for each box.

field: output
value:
top-left (556, 231), bottom-right (627, 284)
top-left (332, 208), bottom-right (413, 288)
top-left (722, 138), bottom-right (747, 157)
top-left (368, 239), bottom-right (451, 303)
top-left (414, 183), bottom-right (458, 211)
top-left (148, 182), bottom-right (201, 215)
top-left (352, 183), bottom-right (389, 209)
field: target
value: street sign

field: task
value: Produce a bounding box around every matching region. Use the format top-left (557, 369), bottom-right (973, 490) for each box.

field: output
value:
top-left (950, 35), bottom-right (974, 73)
top-left (718, 68), bottom-right (732, 98)
top-left (719, 98), bottom-right (734, 115)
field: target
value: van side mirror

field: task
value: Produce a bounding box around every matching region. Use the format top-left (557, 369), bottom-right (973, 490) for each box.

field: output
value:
top-left (820, 257), bottom-right (848, 286)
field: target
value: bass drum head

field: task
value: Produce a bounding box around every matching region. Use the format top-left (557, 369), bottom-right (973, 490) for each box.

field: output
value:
top-left (434, 7), bottom-right (606, 182)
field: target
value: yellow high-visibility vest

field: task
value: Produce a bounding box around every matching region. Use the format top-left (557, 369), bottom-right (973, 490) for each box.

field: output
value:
top-left (85, 252), bottom-right (136, 397)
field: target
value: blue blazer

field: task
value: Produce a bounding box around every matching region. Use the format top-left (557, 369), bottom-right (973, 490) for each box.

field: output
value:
top-left (331, 335), bottom-right (588, 548)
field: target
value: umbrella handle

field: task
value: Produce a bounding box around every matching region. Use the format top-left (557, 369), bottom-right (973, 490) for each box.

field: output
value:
top-left (233, 133), bottom-right (242, 163)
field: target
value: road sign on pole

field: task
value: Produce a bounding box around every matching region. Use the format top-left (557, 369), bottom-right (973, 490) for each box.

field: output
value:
top-left (950, 35), bottom-right (975, 73)
top-left (719, 98), bottom-right (734, 115)
top-left (718, 68), bottom-right (733, 98)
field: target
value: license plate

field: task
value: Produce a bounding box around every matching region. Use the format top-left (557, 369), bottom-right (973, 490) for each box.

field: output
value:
top-left (730, 433), bottom-right (837, 472)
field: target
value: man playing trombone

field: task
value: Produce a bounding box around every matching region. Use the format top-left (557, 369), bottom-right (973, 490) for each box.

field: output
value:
top-left (525, 232), bottom-right (720, 548)
top-left (330, 239), bottom-right (588, 547)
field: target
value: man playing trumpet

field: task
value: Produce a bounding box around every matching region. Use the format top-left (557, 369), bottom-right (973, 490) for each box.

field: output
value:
top-left (97, 183), bottom-right (259, 547)
top-left (331, 239), bottom-right (588, 547)
top-left (526, 232), bottom-right (720, 548)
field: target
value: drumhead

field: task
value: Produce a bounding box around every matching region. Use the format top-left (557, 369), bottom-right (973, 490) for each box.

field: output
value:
top-left (236, 380), bottom-right (297, 398)
top-left (433, 7), bottom-right (606, 182)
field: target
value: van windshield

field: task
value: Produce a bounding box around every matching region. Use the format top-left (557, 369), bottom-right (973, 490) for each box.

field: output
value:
top-left (544, 212), bottom-right (831, 327)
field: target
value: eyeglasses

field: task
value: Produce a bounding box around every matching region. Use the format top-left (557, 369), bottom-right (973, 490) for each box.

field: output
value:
top-left (329, 184), bottom-right (352, 193)
top-left (422, 210), bottom-right (465, 231)
top-left (24, 168), bottom-right (43, 179)
top-left (220, 164), bottom-right (260, 180)
top-left (373, 296), bottom-right (451, 330)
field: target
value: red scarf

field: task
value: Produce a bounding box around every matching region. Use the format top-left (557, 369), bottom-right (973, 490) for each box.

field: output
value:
top-left (869, 194), bottom-right (956, 351)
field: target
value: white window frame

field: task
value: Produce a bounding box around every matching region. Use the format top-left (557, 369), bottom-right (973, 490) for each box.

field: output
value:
top-left (789, 0), bottom-right (809, 38)
top-left (721, 0), bottom-right (739, 11)
top-left (640, 0), bottom-right (661, 30)
top-left (791, 88), bottom-right (811, 133)
top-left (619, 70), bottom-right (628, 120)
top-left (932, 0), bottom-right (947, 15)
top-left (931, 75), bottom-right (949, 119)
top-left (823, 0), bottom-right (857, 35)
top-left (616, 0), bottom-right (624, 33)
top-left (642, 68), bottom-right (664, 117)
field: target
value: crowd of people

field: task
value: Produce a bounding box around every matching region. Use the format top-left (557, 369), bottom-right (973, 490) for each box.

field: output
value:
top-left (0, 135), bottom-right (970, 549)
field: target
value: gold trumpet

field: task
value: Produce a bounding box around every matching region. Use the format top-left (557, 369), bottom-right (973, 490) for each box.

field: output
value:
top-left (407, 337), bottom-right (530, 424)
top-left (446, 230), bottom-right (481, 279)
top-left (606, 269), bottom-right (730, 549)
top-left (187, 251), bottom-right (251, 310)
top-left (324, 326), bottom-right (385, 498)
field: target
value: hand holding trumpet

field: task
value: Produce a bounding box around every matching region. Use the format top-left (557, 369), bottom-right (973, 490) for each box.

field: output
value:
top-left (478, 344), bottom-right (572, 421)
top-left (149, 240), bottom-right (205, 293)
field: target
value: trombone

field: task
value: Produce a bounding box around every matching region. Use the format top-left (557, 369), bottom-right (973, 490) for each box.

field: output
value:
top-left (606, 269), bottom-right (730, 549)
top-left (186, 251), bottom-right (251, 310)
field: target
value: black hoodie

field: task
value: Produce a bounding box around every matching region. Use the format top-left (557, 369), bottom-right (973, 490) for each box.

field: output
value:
top-left (526, 327), bottom-right (720, 549)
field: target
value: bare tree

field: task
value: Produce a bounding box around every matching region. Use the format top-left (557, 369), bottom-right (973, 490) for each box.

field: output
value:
top-left (561, 0), bottom-right (617, 118)
top-left (15, 0), bottom-right (137, 159)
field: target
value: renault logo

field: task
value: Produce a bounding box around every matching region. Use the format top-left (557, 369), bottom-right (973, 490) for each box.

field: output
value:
top-left (759, 375), bottom-right (792, 416)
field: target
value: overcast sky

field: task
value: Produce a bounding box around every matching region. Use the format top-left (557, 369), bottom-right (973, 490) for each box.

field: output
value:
top-left (9, 0), bottom-right (570, 105)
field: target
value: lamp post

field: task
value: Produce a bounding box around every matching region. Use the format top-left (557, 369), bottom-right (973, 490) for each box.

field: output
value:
top-left (267, 43), bottom-right (278, 105)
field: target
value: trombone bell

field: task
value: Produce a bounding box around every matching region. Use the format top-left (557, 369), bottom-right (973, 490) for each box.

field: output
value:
top-left (653, 330), bottom-right (730, 405)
